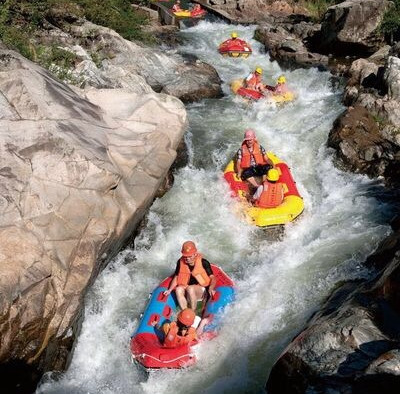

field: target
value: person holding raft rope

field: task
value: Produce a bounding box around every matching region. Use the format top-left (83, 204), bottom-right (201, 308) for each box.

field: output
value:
top-left (235, 129), bottom-right (273, 191)
top-left (163, 241), bottom-right (217, 311)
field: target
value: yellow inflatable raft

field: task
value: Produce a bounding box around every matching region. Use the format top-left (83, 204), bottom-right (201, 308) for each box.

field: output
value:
top-left (223, 152), bottom-right (304, 227)
top-left (231, 79), bottom-right (295, 104)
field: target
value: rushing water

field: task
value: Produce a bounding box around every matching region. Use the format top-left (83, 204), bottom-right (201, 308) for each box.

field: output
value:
top-left (37, 22), bottom-right (394, 394)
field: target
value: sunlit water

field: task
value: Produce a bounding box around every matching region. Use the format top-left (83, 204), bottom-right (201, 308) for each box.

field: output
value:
top-left (37, 22), bottom-right (394, 394)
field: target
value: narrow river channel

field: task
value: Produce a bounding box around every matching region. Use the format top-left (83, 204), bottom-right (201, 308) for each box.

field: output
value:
top-left (37, 21), bottom-right (393, 394)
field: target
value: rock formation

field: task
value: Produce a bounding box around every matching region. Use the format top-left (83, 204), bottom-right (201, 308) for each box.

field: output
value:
top-left (317, 0), bottom-right (391, 56)
top-left (199, 0), bottom-right (309, 23)
top-left (266, 224), bottom-right (400, 394)
top-left (38, 17), bottom-right (222, 102)
top-left (0, 48), bottom-right (186, 386)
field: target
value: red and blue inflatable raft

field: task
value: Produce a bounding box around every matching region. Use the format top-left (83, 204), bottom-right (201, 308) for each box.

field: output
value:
top-left (130, 264), bottom-right (235, 369)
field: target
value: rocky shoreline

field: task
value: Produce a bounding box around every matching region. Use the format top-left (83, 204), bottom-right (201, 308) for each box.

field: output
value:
top-left (198, 0), bottom-right (400, 392)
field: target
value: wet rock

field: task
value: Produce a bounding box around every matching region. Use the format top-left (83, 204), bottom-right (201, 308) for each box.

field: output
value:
top-left (202, 0), bottom-right (309, 23)
top-left (33, 19), bottom-right (222, 102)
top-left (385, 56), bottom-right (400, 100)
top-left (255, 24), bottom-right (328, 70)
top-left (328, 105), bottom-right (399, 183)
top-left (0, 49), bottom-right (187, 376)
top-left (266, 227), bottom-right (400, 394)
top-left (316, 0), bottom-right (391, 56)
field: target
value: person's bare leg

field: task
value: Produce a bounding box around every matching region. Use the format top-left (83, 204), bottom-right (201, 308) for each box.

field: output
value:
top-left (196, 317), bottom-right (208, 335)
top-left (175, 286), bottom-right (188, 310)
top-left (246, 176), bottom-right (259, 188)
top-left (187, 285), bottom-right (204, 310)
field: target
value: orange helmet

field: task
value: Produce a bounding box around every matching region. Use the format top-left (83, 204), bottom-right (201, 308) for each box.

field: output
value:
top-left (178, 308), bottom-right (195, 326)
top-left (181, 241), bottom-right (197, 257)
top-left (244, 129), bottom-right (256, 140)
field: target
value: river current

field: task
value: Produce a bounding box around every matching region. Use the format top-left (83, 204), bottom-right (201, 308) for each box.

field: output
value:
top-left (37, 22), bottom-right (393, 394)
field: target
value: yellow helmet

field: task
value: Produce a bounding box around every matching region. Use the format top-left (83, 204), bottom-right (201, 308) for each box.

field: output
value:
top-left (255, 67), bottom-right (263, 75)
top-left (277, 75), bottom-right (286, 84)
top-left (231, 32), bottom-right (238, 38)
top-left (267, 168), bottom-right (279, 182)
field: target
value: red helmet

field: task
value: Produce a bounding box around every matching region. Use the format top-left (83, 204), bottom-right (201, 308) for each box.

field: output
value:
top-left (244, 129), bottom-right (256, 140)
top-left (178, 308), bottom-right (195, 326)
top-left (181, 241), bottom-right (197, 257)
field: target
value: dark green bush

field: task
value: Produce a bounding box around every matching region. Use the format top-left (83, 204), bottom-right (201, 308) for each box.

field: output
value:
top-left (380, 0), bottom-right (400, 42)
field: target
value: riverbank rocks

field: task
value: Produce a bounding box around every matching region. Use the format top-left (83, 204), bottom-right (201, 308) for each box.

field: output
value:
top-left (330, 51), bottom-right (400, 187)
top-left (0, 48), bottom-right (186, 385)
top-left (266, 226), bottom-right (400, 394)
top-left (200, 0), bottom-right (309, 23)
top-left (34, 17), bottom-right (222, 102)
top-left (316, 0), bottom-right (391, 56)
top-left (255, 23), bottom-right (329, 70)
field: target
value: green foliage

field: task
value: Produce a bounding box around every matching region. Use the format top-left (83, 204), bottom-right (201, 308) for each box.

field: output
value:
top-left (380, 0), bottom-right (400, 39)
top-left (294, 0), bottom-right (340, 21)
top-left (74, 0), bottom-right (151, 42)
top-left (0, 0), bottom-right (152, 54)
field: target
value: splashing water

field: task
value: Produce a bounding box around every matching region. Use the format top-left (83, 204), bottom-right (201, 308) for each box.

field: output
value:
top-left (37, 22), bottom-right (393, 394)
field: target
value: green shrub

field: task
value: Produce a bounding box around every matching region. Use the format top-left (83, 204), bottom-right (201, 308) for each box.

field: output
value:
top-left (294, 0), bottom-right (341, 21)
top-left (380, 0), bottom-right (400, 42)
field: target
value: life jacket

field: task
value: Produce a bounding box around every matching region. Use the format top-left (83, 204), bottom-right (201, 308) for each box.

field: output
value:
top-left (245, 73), bottom-right (262, 89)
top-left (163, 322), bottom-right (197, 348)
top-left (256, 182), bottom-right (285, 208)
top-left (240, 141), bottom-right (268, 169)
top-left (177, 253), bottom-right (211, 287)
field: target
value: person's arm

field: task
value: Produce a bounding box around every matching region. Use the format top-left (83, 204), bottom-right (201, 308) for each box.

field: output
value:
top-left (260, 145), bottom-right (273, 167)
top-left (235, 149), bottom-right (243, 178)
top-left (208, 275), bottom-right (217, 297)
top-left (202, 259), bottom-right (217, 297)
top-left (163, 261), bottom-right (179, 296)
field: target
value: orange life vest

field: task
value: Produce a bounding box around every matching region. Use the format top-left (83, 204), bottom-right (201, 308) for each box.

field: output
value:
top-left (177, 253), bottom-right (211, 287)
top-left (240, 141), bottom-right (268, 169)
top-left (256, 182), bottom-right (285, 208)
top-left (163, 321), bottom-right (197, 348)
top-left (245, 73), bottom-right (262, 89)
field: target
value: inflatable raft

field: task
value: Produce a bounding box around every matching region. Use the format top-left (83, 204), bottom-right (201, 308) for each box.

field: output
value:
top-left (130, 264), bottom-right (234, 369)
top-left (218, 39), bottom-right (252, 58)
top-left (231, 79), bottom-right (295, 104)
top-left (173, 8), bottom-right (206, 18)
top-left (223, 152), bottom-right (304, 227)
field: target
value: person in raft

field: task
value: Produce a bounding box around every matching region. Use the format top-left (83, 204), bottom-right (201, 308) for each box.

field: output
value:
top-left (235, 129), bottom-right (273, 190)
top-left (163, 241), bottom-right (217, 310)
top-left (265, 75), bottom-right (289, 95)
top-left (161, 308), bottom-right (198, 348)
top-left (223, 31), bottom-right (247, 46)
top-left (172, 0), bottom-right (183, 12)
top-left (244, 66), bottom-right (264, 92)
top-left (252, 168), bottom-right (285, 208)
top-left (191, 3), bottom-right (203, 12)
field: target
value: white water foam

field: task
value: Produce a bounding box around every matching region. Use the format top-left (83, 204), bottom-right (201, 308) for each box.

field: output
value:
top-left (37, 22), bottom-right (393, 394)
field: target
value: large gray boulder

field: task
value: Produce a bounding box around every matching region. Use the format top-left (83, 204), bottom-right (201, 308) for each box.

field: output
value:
top-left (41, 20), bottom-right (222, 102)
top-left (255, 23), bottom-right (329, 69)
top-left (0, 49), bottom-right (186, 376)
top-left (202, 0), bottom-right (309, 23)
top-left (266, 227), bottom-right (400, 394)
top-left (318, 0), bottom-right (391, 56)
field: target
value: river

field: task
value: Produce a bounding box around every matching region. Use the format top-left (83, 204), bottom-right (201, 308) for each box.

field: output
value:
top-left (37, 21), bottom-right (393, 394)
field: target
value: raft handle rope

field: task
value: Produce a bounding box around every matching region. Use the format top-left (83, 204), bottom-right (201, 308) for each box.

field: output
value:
top-left (136, 352), bottom-right (194, 364)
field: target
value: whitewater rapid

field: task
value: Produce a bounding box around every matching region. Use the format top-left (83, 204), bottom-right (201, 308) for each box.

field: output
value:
top-left (37, 22), bottom-right (393, 394)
